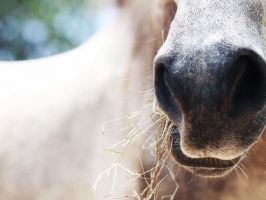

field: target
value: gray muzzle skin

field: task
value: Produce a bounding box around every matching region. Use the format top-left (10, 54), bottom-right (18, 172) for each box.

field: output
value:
top-left (154, 0), bottom-right (266, 176)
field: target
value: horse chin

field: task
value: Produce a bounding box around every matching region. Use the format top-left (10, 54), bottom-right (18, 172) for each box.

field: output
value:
top-left (170, 130), bottom-right (244, 178)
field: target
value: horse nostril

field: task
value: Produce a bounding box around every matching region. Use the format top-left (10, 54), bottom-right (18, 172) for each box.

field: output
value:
top-left (229, 53), bottom-right (266, 116)
top-left (154, 57), bottom-right (182, 123)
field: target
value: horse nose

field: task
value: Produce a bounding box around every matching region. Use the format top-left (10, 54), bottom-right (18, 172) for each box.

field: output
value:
top-left (227, 52), bottom-right (266, 116)
top-left (154, 56), bottom-right (183, 124)
top-left (154, 49), bottom-right (266, 123)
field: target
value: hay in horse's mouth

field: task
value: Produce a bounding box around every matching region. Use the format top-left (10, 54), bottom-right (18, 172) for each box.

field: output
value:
top-left (170, 128), bottom-right (243, 177)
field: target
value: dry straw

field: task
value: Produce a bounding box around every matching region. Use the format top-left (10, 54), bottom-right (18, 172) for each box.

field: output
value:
top-left (93, 97), bottom-right (179, 199)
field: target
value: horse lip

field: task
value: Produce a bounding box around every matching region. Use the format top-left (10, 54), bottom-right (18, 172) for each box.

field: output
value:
top-left (185, 167), bottom-right (233, 177)
top-left (172, 144), bottom-right (241, 169)
top-left (171, 133), bottom-right (242, 171)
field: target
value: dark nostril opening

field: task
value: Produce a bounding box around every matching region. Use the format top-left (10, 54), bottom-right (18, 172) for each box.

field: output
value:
top-left (154, 58), bottom-right (182, 123)
top-left (230, 53), bottom-right (266, 116)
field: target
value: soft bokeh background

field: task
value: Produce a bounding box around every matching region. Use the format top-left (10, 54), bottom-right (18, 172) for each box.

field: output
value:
top-left (0, 0), bottom-right (116, 60)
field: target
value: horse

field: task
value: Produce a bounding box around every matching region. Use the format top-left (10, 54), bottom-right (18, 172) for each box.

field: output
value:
top-left (118, 0), bottom-right (266, 199)
top-left (0, 7), bottom-right (139, 198)
top-left (0, 0), bottom-right (265, 199)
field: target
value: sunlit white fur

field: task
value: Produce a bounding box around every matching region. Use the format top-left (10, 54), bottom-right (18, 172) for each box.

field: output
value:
top-left (0, 14), bottom-right (139, 199)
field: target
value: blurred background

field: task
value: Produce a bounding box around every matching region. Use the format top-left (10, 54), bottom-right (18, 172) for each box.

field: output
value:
top-left (0, 0), bottom-right (116, 60)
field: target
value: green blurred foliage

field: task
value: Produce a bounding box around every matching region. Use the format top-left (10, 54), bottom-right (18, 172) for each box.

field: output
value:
top-left (0, 0), bottom-right (107, 60)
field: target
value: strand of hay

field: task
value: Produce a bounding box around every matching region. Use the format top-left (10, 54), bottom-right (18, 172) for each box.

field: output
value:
top-left (94, 99), bottom-right (179, 199)
top-left (141, 105), bottom-right (180, 200)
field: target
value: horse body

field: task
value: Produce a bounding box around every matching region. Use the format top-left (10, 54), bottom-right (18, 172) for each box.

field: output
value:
top-left (0, 17), bottom-right (139, 199)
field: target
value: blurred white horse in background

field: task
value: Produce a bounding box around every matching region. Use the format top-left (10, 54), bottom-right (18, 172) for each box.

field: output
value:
top-left (0, 3), bottom-right (140, 199)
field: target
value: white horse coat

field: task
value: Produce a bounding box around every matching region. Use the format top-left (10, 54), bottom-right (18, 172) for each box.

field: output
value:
top-left (0, 15), bottom-right (136, 199)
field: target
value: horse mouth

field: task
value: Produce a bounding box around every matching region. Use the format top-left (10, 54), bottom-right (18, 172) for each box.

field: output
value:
top-left (171, 132), bottom-right (243, 177)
